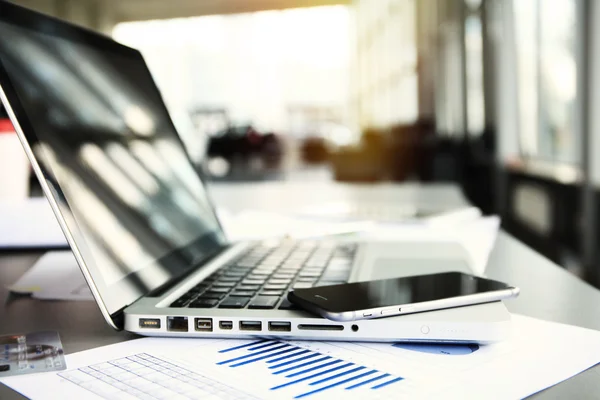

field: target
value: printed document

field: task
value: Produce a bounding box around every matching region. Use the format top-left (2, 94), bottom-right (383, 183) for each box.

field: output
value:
top-left (1, 314), bottom-right (600, 399)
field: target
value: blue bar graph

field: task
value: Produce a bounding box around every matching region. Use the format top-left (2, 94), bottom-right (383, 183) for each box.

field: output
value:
top-left (271, 355), bottom-right (326, 374)
top-left (216, 340), bottom-right (405, 398)
top-left (217, 344), bottom-right (290, 365)
top-left (268, 349), bottom-right (310, 364)
top-left (309, 366), bottom-right (365, 386)
top-left (272, 363), bottom-right (353, 390)
top-left (286, 359), bottom-right (341, 378)
top-left (345, 373), bottom-right (388, 390)
top-left (248, 341), bottom-right (283, 351)
top-left (372, 376), bottom-right (404, 389)
top-left (219, 340), bottom-right (266, 353)
top-left (296, 370), bottom-right (377, 399)
top-left (230, 347), bottom-right (299, 367)
top-left (269, 353), bottom-right (319, 370)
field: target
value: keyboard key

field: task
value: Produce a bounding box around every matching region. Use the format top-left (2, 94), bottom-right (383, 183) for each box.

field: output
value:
top-left (296, 277), bottom-right (318, 283)
top-left (278, 298), bottom-right (299, 310)
top-left (211, 281), bottom-right (237, 288)
top-left (189, 299), bottom-right (219, 308)
top-left (236, 260), bottom-right (259, 268)
top-left (272, 273), bottom-right (296, 279)
top-left (219, 276), bottom-right (243, 283)
top-left (230, 290), bottom-right (256, 297)
top-left (293, 282), bottom-right (314, 289)
top-left (179, 292), bottom-right (196, 300)
top-left (247, 273), bottom-right (271, 280)
top-left (304, 260), bottom-right (329, 268)
top-left (219, 296), bottom-right (251, 309)
top-left (224, 270), bottom-right (247, 277)
top-left (268, 279), bottom-right (292, 285)
top-left (199, 292), bottom-right (226, 300)
top-left (248, 296), bottom-right (279, 309)
top-left (170, 298), bottom-right (190, 308)
top-left (236, 284), bottom-right (261, 291)
top-left (260, 290), bottom-right (285, 296)
top-left (298, 271), bottom-right (322, 278)
top-left (242, 279), bottom-right (266, 286)
top-left (206, 287), bottom-right (230, 294)
top-left (263, 284), bottom-right (288, 291)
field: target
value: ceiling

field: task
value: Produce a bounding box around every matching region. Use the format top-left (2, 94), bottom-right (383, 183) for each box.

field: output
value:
top-left (114, 0), bottom-right (351, 22)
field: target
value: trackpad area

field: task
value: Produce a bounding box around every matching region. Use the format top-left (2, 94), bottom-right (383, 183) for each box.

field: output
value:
top-left (367, 258), bottom-right (472, 280)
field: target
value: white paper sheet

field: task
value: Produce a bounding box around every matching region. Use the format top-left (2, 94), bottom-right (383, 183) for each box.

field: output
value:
top-left (2, 314), bottom-right (599, 400)
top-left (358, 216), bottom-right (500, 276)
top-left (8, 250), bottom-right (93, 301)
top-left (220, 209), bottom-right (374, 241)
top-left (0, 197), bottom-right (68, 249)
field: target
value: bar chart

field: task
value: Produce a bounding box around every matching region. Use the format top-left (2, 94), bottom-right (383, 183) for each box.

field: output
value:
top-left (216, 340), bottom-right (404, 399)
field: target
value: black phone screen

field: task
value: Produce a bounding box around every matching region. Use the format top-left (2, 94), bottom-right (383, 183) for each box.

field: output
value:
top-left (290, 272), bottom-right (513, 313)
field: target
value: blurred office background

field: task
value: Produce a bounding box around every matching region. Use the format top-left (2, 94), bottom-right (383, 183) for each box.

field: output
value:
top-left (2, 0), bottom-right (599, 288)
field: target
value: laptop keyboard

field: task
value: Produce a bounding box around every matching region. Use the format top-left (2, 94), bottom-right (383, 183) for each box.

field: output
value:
top-left (169, 240), bottom-right (356, 310)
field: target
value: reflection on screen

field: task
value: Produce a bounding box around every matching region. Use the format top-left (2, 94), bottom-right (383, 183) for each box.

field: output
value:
top-left (0, 20), bottom-right (226, 300)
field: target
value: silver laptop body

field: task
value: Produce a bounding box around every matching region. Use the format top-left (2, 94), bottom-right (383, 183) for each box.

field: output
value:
top-left (0, 1), bottom-right (510, 343)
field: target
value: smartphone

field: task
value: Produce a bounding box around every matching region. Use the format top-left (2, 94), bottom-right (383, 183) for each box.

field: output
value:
top-left (288, 271), bottom-right (520, 322)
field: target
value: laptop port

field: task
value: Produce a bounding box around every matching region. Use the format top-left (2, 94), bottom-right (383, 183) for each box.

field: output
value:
top-left (167, 316), bottom-right (189, 332)
top-left (268, 321), bottom-right (291, 332)
top-left (298, 324), bottom-right (344, 331)
top-left (239, 321), bottom-right (262, 331)
top-left (195, 318), bottom-right (213, 332)
top-left (219, 321), bottom-right (233, 330)
top-left (139, 318), bottom-right (161, 329)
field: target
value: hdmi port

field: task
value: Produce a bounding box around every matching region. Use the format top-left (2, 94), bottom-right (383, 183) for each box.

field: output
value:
top-left (298, 324), bottom-right (344, 331)
top-left (240, 321), bottom-right (262, 331)
top-left (268, 321), bottom-right (291, 332)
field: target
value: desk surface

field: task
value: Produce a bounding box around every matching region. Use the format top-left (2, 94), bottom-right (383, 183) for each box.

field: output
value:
top-left (1, 182), bottom-right (600, 399)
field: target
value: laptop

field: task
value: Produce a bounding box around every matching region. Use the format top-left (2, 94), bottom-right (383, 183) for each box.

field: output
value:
top-left (0, 1), bottom-right (510, 343)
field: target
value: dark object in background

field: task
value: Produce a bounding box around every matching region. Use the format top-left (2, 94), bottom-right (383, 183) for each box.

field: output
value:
top-left (330, 128), bottom-right (388, 182)
top-left (207, 125), bottom-right (284, 168)
top-left (300, 136), bottom-right (330, 164)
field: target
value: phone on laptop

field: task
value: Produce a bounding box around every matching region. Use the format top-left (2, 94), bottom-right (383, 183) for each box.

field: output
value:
top-left (288, 272), bottom-right (520, 322)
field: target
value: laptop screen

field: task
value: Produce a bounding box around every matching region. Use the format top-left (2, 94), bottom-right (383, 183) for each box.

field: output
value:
top-left (0, 4), bottom-right (228, 316)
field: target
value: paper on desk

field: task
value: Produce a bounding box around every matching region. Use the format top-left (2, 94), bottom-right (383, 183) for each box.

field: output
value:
top-left (219, 209), bottom-right (374, 242)
top-left (358, 216), bottom-right (500, 276)
top-left (0, 197), bottom-right (68, 249)
top-left (9, 250), bottom-right (93, 301)
top-left (2, 314), bottom-right (600, 400)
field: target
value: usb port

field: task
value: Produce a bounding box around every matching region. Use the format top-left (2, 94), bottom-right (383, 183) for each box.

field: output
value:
top-left (268, 321), bottom-right (291, 332)
top-left (239, 321), bottom-right (262, 331)
top-left (139, 318), bottom-right (161, 329)
top-left (219, 321), bottom-right (233, 330)
top-left (195, 318), bottom-right (213, 332)
top-left (167, 316), bottom-right (189, 332)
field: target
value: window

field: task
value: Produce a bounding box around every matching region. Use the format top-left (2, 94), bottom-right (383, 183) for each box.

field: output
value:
top-left (513, 0), bottom-right (579, 164)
